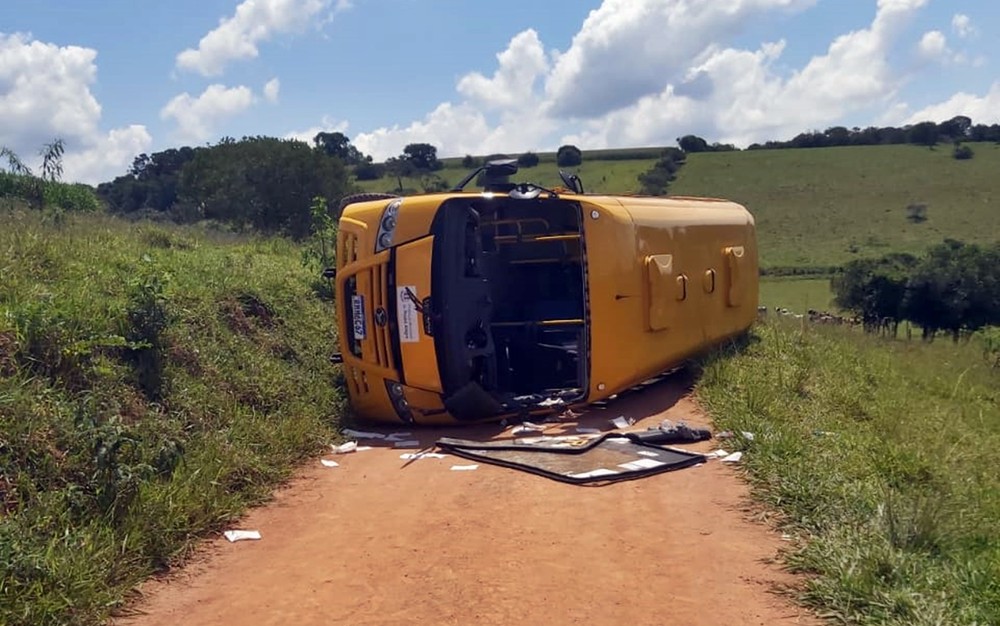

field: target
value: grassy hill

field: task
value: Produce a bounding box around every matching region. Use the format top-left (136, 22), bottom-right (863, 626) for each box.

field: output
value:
top-left (671, 143), bottom-right (1000, 271)
top-left (356, 143), bottom-right (1000, 274)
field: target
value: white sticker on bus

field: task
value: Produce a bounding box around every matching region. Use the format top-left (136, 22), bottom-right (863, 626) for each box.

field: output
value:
top-left (397, 286), bottom-right (420, 343)
top-left (351, 294), bottom-right (367, 341)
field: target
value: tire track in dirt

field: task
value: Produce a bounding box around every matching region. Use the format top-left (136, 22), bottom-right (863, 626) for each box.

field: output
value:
top-left (114, 375), bottom-right (818, 626)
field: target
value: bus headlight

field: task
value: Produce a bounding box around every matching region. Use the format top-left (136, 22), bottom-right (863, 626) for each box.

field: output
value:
top-left (375, 199), bottom-right (402, 252)
top-left (385, 380), bottom-right (414, 423)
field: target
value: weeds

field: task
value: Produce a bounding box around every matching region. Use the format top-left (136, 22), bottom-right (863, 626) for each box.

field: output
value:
top-left (696, 319), bottom-right (1000, 625)
top-left (0, 210), bottom-right (342, 625)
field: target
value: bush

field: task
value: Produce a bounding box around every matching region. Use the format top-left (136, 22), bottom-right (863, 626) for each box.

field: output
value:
top-left (517, 152), bottom-right (540, 168)
top-left (556, 145), bottom-right (583, 167)
top-left (353, 161), bottom-right (385, 181)
top-left (953, 145), bottom-right (974, 160)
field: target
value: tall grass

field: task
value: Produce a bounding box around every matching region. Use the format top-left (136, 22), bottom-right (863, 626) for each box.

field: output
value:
top-left (696, 320), bottom-right (1000, 625)
top-left (0, 209), bottom-right (344, 625)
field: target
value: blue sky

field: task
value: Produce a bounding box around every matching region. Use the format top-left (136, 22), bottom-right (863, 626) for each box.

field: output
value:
top-left (1, 0), bottom-right (997, 183)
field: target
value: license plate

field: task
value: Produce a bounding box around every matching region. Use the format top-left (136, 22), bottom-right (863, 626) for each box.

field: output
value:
top-left (351, 294), bottom-right (367, 340)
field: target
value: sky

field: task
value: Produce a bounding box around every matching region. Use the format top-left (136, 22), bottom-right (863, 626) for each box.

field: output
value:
top-left (0, 0), bottom-right (998, 184)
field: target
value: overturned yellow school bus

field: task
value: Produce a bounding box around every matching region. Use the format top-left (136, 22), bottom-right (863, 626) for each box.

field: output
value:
top-left (329, 160), bottom-right (758, 425)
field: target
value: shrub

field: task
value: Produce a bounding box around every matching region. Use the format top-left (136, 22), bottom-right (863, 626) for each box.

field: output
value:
top-left (953, 145), bottom-right (974, 160)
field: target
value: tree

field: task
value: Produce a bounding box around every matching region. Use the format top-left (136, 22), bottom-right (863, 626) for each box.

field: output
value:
top-left (556, 144), bottom-right (582, 167)
top-left (176, 136), bottom-right (350, 239)
top-left (353, 161), bottom-right (385, 180)
top-left (908, 121), bottom-right (939, 148)
top-left (832, 253), bottom-right (918, 334)
top-left (937, 115), bottom-right (972, 142)
top-left (637, 148), bottom-right (686, 195)
top-left (402, 143), bottom-right (443, 171)
top-left (462, 154), bottom-right (478, 168)
top-left (384, 156), bottom-right (415, 192)
top-left (677, 135), bottom-right (709, 153)
top-left (517, 151), bottom-right (540, 167)
top-left (314, 132), bottom-right (366, 165)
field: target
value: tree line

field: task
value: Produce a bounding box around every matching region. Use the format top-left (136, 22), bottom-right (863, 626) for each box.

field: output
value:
top-left (831, 240), bottom-right (1000, 340)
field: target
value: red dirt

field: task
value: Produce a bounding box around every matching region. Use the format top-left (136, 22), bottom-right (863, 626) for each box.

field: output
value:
top-left (114, 376), bottom-right (818, 626)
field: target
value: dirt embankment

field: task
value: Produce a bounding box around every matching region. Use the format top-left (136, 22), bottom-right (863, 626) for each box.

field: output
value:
top-left (115, 376), bottom-right (818, 626)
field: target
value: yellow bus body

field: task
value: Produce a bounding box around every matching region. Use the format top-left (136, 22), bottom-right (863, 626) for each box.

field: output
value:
top-left (334, 186), bottom-right (758, 426)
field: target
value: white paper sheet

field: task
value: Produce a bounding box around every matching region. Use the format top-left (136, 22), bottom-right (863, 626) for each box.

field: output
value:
top-left (320, 459), bottom-right (340, 467)
top-left (450, 464), bottom-right (479, 471)
top-left (224, 530), bottom-right (261, 542)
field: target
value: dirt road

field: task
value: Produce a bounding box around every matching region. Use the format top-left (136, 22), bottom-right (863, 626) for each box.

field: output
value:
top-left (115, 375), bottom-right (817, 626)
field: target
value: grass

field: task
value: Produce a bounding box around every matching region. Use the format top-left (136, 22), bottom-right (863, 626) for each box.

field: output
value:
top-left (671, 143), bottom-right (1000, 270)
top-left (0, 209), bottom-right (344, 625)
top-left (695, 320), bottom-right (1000, 625)
top-left (359, 142), bottom-right (1000, 273)
top-left (760, 277), bottom-right (837, 313)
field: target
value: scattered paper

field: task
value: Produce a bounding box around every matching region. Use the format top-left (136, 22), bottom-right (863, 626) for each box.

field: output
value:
top-left (511, 421), bottom-right (546, 435)
top-left (538, 397), bottom-right (566, 407)
top-left (742, 431), bottom-right (756, 441)
top-left (720, 451), bottom-right (743, 464)
top-left (568, 468), bottom-right (618, 479)
top-left (575, 426), bottom-right (601, 434)
top-left (450, 464), bottom-right (479, 471)
top-left (708, 449), bottom-right (730, 458)
top-left (618, 458), bottom-right (667, 471)
top-left (320, 459), bottom-right (340, 468)
top-left (331, 442), bottom-right (372, 454)
top-left (393, 439), bottom-right (421, 448)
top-left (400, 452), bottom-right (446, 460)
top-left (610, 416), bottom-right (635, 429)
top-left (342, 428), bottom-right (386, 439)
top-left (224, 530), bottom-right (261, 543)
top-left (332, 441), bottom-right (358, 454)
top-left (637, 450), bottom-right (660, 458)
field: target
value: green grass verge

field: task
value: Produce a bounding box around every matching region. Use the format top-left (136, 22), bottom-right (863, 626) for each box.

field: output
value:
top-left (0, 209), bottom-right (344, 625)
top-left (695, 320), bottom-right (1000, 625)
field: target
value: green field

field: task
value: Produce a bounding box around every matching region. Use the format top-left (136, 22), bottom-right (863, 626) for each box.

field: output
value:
top-left (671, 144), bottom-right (1000, 270)
top-left (759, 277), bottom-right (836, 313)
top-left (358, 143), bottom-right (1000, 273)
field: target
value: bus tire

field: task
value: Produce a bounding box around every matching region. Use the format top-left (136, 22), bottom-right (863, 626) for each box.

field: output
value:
top-left (336, 192), bottom-right (400, 219)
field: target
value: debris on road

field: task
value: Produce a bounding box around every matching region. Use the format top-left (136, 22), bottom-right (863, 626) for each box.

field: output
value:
top-left (320, 459), bottom-right (340, 468)
top-left (611, 415), bottom-right (635, 429)
top-left (720, 451), bottom-right (743, 464)
top-left (511, 421), bottom-right (546, 435)
top-left (224, 530), bottom-right (261, 543)
top-left (400, 452), bottom-right (447, 460)
top-left (332, 442), bottom-right (373, 454)
top-left (450, 464), bottom-right (479, 471)
top-left (392, 440), bottom-right (421, 448)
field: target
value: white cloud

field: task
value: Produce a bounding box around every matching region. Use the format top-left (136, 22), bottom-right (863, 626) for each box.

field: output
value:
top-left (457, 29), bottom-right (549, 111)
top-left (264, 77), bottom-right (280, 103)
top-left (917, 30), bottom-right (948, 60)
top-left (904, 83), bottom-right (1000, 125)
top-left (0, 32), bottom-right (151, 184)
top-left (176, 0), bottom-right (344, 76)
top-left (566, 0), bottom-right (928, 148)
top-left (542, 0), bottom-right (817, 118)
top-left (283, 115), bottom-right (349, 144)
top-left (315, 0), bottom-right (939, 161)
top-left (951, 13), bottom-right (975, 38)
top-left (160, 84), bottom-right (255, 144)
